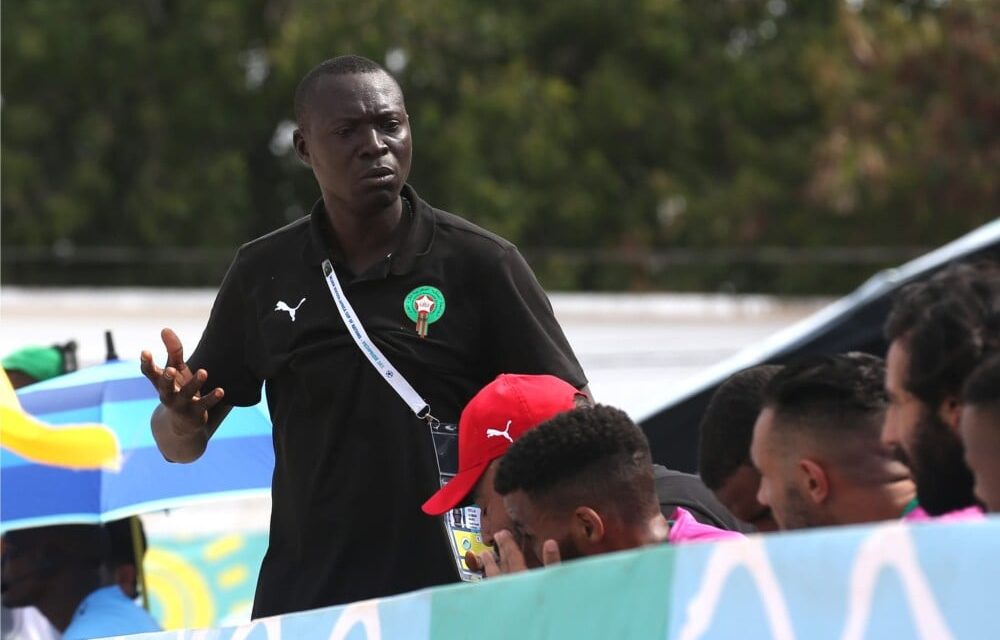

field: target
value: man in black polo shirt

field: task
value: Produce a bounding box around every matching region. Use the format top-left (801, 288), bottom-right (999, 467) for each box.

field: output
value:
top-left (140, 55), bottom-right (587, 618)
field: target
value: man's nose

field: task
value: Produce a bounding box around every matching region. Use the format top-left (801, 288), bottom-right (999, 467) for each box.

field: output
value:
top-left (360, 126), bottom-right (388, 156)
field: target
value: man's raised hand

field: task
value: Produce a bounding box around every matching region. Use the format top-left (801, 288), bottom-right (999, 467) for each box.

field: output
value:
top-left (140, 328), bottom-right (224, 431)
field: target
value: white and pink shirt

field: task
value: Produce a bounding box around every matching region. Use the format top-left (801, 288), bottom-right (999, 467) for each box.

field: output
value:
top-left (668, 507), bottom-right (746, 544)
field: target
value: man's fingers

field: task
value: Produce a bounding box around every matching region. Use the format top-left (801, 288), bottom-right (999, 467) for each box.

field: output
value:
top-left (479, 550), bottom-right (501, 578)
top-left (541, 539), bottom-right (561, 567)
top-left (465, 550), bottom-right (484, 574)
top-left (493, 530), bottom-right (527, 574)
top-left (139, 351), bottom-right (162, 384)
top-left (177, 368), bottom-right (207, 399)
top-left (161, 328), bottom-right (187, 370)
top-left (196, 387), bottom-right (225, 412)
top-left (494, 529), bottom-right (521, 562)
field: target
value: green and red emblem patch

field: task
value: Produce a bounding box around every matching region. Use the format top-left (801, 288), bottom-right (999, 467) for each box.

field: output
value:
top-left (404, 286), bottom-right (446, 338)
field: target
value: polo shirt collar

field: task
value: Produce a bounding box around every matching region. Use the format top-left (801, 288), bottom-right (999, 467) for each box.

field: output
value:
top-left (303, 184), bottom-right (435, 277)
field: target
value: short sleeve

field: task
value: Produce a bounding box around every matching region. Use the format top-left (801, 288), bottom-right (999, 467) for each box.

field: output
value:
top-left (481, 245), bottom-right (587, 388)
top-left (187, 251), bottom-right (262, 407)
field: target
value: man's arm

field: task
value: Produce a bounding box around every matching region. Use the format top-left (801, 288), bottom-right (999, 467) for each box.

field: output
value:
top-left (141, 328), bottom-right (230, 463)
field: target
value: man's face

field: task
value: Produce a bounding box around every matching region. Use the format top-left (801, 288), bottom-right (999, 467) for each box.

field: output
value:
top-left (883, 340), bottom-right (925, 466)
top-left (472, 461), bottom-right (514, 548)
top-left (713, 464), bottom-right (778, 533)
top-left (750, 407), bottom-right (819, 530)
top-left (503, 490), bottom-right (584, 565)
top-left (885, 339), bottom-right (977, 514)
top-left (294, 71), bottom-right (412, 214)
top-left (0, 537), bottom-right (48, 608)
top-left (960, 406), bottom-right (1000, 513)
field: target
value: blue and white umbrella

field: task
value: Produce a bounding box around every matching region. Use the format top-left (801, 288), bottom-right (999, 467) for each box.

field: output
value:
top-left (1, 360), bottom-right (274, 533)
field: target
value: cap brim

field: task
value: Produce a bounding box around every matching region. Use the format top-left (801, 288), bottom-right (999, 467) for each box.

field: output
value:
top-left (421, 461), bottom-right (490, 516)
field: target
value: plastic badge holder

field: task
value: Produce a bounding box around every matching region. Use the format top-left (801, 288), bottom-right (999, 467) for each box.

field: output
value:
top-left (429, 420), bottom-right (492, 581)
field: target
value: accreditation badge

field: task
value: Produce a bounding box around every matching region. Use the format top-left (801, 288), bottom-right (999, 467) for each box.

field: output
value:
top-left (428, 420), bottom-right (492, 581)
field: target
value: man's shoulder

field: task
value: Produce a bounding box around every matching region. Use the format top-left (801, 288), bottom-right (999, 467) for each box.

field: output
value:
top-left (429, 205), bottom-right (516, 256)
top-left (236, 215), bottom-right (312, 262)
top-left (62, 587), bottom-right (160, 639)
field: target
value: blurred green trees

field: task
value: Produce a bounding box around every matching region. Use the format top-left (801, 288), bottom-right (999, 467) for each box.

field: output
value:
top-left (2, 0), bottom-right (996, 291)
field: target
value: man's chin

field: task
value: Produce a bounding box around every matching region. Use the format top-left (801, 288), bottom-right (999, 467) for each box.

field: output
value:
top-left (355, 187), bottom-right (401, 213)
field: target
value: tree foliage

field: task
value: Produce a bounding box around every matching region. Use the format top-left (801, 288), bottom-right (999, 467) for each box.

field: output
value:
top-left (2, 0), bottom-right (996, 291)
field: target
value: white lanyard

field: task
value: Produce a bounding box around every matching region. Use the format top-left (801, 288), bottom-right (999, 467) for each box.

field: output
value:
top-left (322, 259), bottom-right (433, 421)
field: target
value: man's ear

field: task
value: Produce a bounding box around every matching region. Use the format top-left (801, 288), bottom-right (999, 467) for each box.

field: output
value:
top-left (938, 395), bottom-right (962, 431)
top-left (572, 507), bottom-right (605, 546)
top-left (799, 459), bottom-right (829, 505)
top-left (293, 129), bottom-right (311, 166)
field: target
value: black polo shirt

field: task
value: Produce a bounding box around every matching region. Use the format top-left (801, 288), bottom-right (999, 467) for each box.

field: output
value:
top-left (188, 185), bottom-right (586, 618)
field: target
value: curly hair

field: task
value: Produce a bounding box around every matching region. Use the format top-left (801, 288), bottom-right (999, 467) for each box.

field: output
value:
top-left (763, 352), bottom-right (887, 438)
top-left (698, 365), bottom-right (782, 490)
top-left (294, 55), bottom-right (394, 127)
top-left (885, 261), bottom-right (1000, 408)
top-left (494, 405), bottom-right (658, 524)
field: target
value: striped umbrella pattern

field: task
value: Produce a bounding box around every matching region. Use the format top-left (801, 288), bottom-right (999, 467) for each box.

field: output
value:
top-left (1, 360), bottom-right (274, 533)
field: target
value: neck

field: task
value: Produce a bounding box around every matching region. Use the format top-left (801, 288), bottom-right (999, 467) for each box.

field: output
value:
top-left (323, 193), bottom-right (406, 274)
top-left (612, 513), bottom-right (671, 551)
top-left (37, 572), bottom-right (101, 631)
top-left (833, 478), bottom-right (917, 525)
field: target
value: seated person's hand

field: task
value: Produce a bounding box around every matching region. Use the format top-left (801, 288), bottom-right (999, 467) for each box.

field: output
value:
top-left (472, 530), bottom-right (561, 578)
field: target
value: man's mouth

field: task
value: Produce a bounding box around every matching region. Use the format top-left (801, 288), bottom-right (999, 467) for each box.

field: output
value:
top-left (361, 166), bottom-right (394, 180)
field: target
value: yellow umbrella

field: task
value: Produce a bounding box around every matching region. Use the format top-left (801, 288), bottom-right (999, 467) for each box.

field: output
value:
top-left (0, 367), bottom-right (121, 471)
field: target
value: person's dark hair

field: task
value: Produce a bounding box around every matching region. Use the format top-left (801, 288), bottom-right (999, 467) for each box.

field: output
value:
top-left (884, 261), bottom-right (1000, 408)
top-left (105, 518), bottom-right (147, 568)
top-left (494, 405), bottom-right (658, 525)
top-left (294, 55), bottom-right (391, 127)
top-left (763, 353), bottom-right (887, 437)
top-left (4, 525), bottom-right (109, 570)
top-left (698, 365), bottom-right (782, 490)
top-left (963, 353), bottom-right (1000, 413)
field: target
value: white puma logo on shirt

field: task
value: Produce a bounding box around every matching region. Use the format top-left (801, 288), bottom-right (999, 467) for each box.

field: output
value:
top-left (275, 298), bottom-right (306, 322)
top-left (486, 420), bottom-right (513, 444)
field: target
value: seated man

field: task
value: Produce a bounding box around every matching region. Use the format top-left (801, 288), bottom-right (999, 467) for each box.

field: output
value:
top-left (0, 525), bottom-right (159, 639)
top-left (422, 375), bottom-right (742, 573)
top-left (487, 405), bottom-right (743, 574)
top-left (883, 261), bottom-right (998, 519)
top-left (960, 353), bottom-right (1000, 513)
top-left (699, 364), bottom-right (783, 532)
top-left (750, 353), bottom-right (916, 530)
top-left (105, 517), bottom-right (148, 601)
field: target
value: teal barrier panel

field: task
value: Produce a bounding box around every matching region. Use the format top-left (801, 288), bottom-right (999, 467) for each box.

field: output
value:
top-left (117, 518), bottom-right (1000, 640)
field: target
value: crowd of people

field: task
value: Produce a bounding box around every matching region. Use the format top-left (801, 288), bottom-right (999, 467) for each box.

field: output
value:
top-left (1, 53), bottom-right (997, 636)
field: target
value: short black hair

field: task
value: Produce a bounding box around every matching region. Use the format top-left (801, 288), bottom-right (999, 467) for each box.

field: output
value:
top-left (494, 405), bottom-right (658, 525)
top-left (294, 55), bottom-right (393, 127)
top-left (763, 353), bottom-right (887, 440)
top-left (885, 261), bottom-right (1000, 408)
top-left (698, 365), bottom-right (782, 490)
top-left (963, 352), bottom-right (1000, 412)
top-left (105, 517), bottom-right (147, 568)
top-left (4, 525), bottom-right (109, 569)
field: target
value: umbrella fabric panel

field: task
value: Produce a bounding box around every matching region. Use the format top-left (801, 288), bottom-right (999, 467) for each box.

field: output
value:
top-left (98, 434), bottom-right (275, 514)
top-left (1, 435), bottom-right (274, 529)
top-left (2, 464), bottom-right (103, 522)
top-left (1, 360), bottom-right (275, 532)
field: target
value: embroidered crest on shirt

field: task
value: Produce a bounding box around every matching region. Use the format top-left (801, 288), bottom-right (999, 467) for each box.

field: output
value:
top-left (486, 420), bottom-right (514, 444)
top-left (404, 286), bottom-right (446, 338)
top-left (275, 297), bottom-right (306, 322)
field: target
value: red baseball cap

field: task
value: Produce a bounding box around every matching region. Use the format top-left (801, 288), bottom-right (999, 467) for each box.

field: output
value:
top-left (421, 374), bottom-right (584, 516)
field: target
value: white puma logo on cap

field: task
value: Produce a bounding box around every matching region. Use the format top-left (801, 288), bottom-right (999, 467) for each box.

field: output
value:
top-left (275, 298), bottom-right (306, 322)
top-left (486, 420), bottom-right (513, 444)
